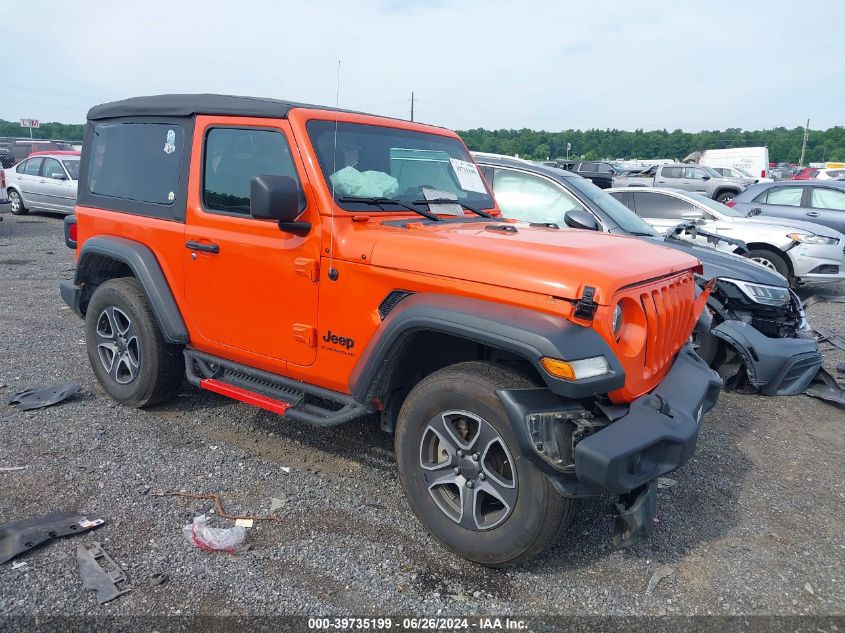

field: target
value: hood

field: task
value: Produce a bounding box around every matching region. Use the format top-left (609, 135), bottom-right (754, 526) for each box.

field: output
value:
top-left (643, 236), bottom-right (787, 286)
top-left (369, 221), bottom-right (699, 304)
top-left (721, 214), bottom-right (843, 237)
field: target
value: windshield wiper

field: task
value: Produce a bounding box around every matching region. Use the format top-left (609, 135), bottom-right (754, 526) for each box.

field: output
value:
top-left (412, 198), bottom-right (493, 219)
top-left (338, 196), bottom-right (441, 221)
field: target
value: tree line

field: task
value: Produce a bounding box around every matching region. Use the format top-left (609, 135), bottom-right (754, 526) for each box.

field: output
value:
top-left (458, 126), bottom-right (845, 164)
top-left (1, 118), bottom-right (842, 164)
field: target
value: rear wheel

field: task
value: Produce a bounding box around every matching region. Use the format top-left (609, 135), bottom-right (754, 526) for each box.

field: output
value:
top-left (395, 361), bottom-right (575, 566)
top-left (8, 190), bottom-right (27, 215)
top-left (85, 277), bottom-right (183, 407)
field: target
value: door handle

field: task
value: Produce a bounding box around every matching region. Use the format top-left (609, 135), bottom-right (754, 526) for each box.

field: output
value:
top-left (185, 240), bottom-right (220, 254)
top-left (806, 211), bottom-right (820, 217)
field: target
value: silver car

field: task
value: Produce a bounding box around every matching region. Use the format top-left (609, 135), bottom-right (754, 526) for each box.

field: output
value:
top-left (607, 187), bottom-right (845, 287)
top-left (6, 153), bottom-right (79, 215)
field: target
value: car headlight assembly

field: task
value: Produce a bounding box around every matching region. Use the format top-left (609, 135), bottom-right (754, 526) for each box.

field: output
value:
top-left (612, 302), bottom-right (624, 340)
top-left (721, 278), bottom-right (791, 306)
top-left (787, 232), bottom-right (839, 246)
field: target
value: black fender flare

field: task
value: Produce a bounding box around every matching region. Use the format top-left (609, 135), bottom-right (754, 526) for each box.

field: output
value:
top-left (72, 236), bottom-right (189, 344)
top-left (349, 293), bottom-right (625, 400)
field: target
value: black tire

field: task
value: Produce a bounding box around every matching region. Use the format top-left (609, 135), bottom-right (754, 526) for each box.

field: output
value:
top-left (395, 361), bottom-right (575, 566)
top-left (715, 191), bottom-right (737, 204)
top-left (85, 277), bottom-right (184, 407)
top-left (746, 248), bottom-right (791, 283)
top-left (8, 189), bottom-right (27, 215)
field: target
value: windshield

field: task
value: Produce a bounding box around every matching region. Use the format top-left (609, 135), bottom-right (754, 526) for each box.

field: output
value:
top-left (565, 176), bottom-right (658, 235)
top-left (735, 167), bottom-right (753, 178)
top-left (307, 121), bottom-right (494, 212)
top-left (687, 192), bottom-right (745, 217)
top-left (62, 159), bottom-right (80, 180)
top-left (702, 165), bottom-right (722, 178)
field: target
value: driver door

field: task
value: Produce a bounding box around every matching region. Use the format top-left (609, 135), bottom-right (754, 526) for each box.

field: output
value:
top-left (184, 117), bottom-right (321, 367)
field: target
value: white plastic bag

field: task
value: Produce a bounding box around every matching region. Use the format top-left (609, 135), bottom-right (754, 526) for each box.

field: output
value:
top-left (182, 515), bottom-right (246, 554)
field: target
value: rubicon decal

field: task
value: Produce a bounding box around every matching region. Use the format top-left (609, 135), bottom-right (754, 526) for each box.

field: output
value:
top-left (322, 330), bottom-right (355, 350)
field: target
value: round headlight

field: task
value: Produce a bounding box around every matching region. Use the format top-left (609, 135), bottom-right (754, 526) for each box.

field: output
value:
top-left (612, 302), bottom-right (624, 340)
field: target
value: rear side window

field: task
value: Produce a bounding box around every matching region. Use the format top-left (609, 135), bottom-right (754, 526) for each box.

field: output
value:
top-left (633, 191), bottom-right (695, 219)
top-left (22, 158), bottom-right (43, 175)
top-left (661, 166), bottom-right (682, 178)
top-left (757, 186), bottom-right (803, 206)
top-left (810, 187), bottom-right (845, 211)
top-left (202, 127), bottom-right (300, 215)
top-left (88, 122), bottom-right (184, 205)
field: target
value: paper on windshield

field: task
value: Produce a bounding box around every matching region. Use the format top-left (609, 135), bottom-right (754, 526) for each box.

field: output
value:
top-left (450, 158), bottom-right (487, 193)
top-left (422, 188), bottom-right (463, 216)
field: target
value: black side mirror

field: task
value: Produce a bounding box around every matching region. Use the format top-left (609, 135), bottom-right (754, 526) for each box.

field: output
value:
top-left (701, 175), bottom-right (711, 181)
top-left (564, 209), bottom-right (600, 231)
top-left (250, 175), bottom-right (308, 233)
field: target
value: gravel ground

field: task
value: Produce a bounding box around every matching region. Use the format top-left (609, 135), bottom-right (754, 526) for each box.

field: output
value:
top-left (0, 212), bottom-right (843, 625)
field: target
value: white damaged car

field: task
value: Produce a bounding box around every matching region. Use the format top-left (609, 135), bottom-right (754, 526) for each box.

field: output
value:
top-left (607, 187), bottom-right (845, 288)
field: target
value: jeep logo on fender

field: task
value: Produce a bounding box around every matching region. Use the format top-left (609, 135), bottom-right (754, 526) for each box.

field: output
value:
top-left (322, 330), bottom-right (355, 350)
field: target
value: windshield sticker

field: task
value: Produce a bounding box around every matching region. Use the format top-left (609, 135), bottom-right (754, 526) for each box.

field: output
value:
top-left (163, 129), bottom-right (176, 155)
top-left (422, 187), bottom-right (463, 216)
top-left (450, 158), bottom-right (487, 193)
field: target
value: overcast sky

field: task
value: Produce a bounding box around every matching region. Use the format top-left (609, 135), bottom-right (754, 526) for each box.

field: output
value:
top-left (4, 0), bottom-right (842, 132)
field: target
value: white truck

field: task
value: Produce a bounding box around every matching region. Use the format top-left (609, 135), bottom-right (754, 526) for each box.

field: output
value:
top-left (683, 147), bottom-right (771, 182)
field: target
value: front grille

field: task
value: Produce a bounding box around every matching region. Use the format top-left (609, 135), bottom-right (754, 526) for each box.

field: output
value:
top-left (637, 274), bottom-right (696, 381)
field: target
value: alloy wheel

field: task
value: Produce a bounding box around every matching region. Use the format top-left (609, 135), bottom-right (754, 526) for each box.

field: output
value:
top-left (750, 256), bottom-right (777, 271)
top-left (95, 306), bottom-right (141, 384)
top-left (419, 410), bottom-right (517, 531)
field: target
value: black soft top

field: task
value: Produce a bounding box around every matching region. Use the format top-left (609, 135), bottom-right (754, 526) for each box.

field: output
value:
top-left (87, 93), bottom-right (351, 121)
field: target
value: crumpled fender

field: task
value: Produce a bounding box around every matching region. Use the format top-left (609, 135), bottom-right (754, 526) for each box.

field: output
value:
top-left (711, 320), bottom-right (821, 396)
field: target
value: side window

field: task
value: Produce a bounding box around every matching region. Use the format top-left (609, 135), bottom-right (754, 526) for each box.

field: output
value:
top-left (633, 192), bottom-right (694, 219)
top-left (22, 158), bottom-right (43, 176)
top-left (491, 169), bottom-right (585, 224)
top-left (580, 162), bottom-right (597, 171)
top-left (761, 186), bottom-right (803, 206)
top-left (88, 122), bottom-right (184, 205)
top-left (684, 167), bottom-right (706, 179)
top-left (42, 158), bottom-right (65, 179)
top-left (661, 166), bottom-right (682, 178)
top-left (810, 187), bottom-right (845, 211)
top-left (596, 163), bottom-right (613, 174)
top-left (203, 127), bottom-right (300, 215)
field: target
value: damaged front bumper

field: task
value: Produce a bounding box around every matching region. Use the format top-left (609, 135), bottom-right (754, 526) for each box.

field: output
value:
top-left (711, 319), bottom-right (821, 396)
top-left (497, 344), bottom-right (721, 544)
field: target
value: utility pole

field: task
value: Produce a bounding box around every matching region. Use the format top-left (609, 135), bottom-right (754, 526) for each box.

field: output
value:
top-left (799, 118), bottom-right (809, 167)
top-left (410, 91), bottom-right (414, 122)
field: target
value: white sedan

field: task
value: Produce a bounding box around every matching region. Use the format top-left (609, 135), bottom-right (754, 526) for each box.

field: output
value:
top-left (5, 152), bottom-right (80, 216)
top-left (607, 186), bottom-right (845, 288)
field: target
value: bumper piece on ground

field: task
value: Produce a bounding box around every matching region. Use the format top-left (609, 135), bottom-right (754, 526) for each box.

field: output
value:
top-left (712, 319), bottom-right (821, 396)
top-left (573, 344), bottom-right (721, 494)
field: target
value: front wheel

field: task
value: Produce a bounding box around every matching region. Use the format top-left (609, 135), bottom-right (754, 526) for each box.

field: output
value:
top-left (746, 248), bottom-right (792, 284)
top-left (8, 190), bottom-right (27, 215)
top-left (85, 277), bottom-right (184, 407)
top-left (395, 361), bottom-right (575, 566)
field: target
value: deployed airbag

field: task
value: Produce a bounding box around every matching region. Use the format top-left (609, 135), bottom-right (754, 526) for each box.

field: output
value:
top-left (330, 166), bottom-right (398, 198)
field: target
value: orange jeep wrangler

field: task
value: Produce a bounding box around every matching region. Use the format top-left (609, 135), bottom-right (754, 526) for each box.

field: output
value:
top-left (61, 94), bottom-right (721, 565)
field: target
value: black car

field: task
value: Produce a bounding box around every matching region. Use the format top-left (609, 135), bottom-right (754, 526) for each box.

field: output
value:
top-left (542, 159), bottom-right (619, 189)
top-left (475, 153), bottom-right (821, 396)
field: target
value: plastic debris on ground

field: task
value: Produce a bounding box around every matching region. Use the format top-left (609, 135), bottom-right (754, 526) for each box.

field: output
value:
top-left (11, 561), bottom-right (27, 570)
top-left (657, 477), bottom-right (678, 489)
top-left (182, 515), bottom-right (246, 554)
top-left (0, 466), bottom-right (28, 472)
top-left (77, 542), bottom-right (131, 604)
top-left (6, 382), bottom-right (81, 411)
top-left (269, 497), bottom-right (285, 513)
top-left (0, 512), bottom-right (105, 566)
top-left (234, 518), bottom-right (254, 528)
top-left (645, 565), bottom-right (675, 596)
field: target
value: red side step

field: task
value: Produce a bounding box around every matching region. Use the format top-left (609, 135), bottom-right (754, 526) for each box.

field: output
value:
top-left (199, 378), bottom-right (292, 415)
